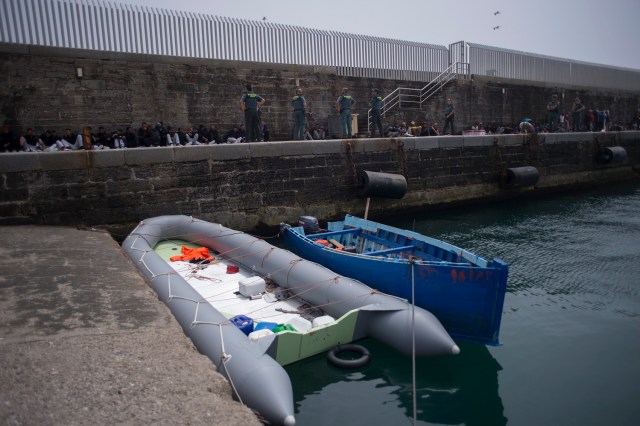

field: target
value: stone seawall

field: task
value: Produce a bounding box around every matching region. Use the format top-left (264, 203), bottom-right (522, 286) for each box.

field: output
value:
top-left (1, 44), bottom-right (639, 142)
top-left (1, 132), bottom-right (638, 229)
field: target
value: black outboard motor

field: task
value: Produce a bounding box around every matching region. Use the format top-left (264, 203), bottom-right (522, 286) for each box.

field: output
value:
top-left (298, 216), bottom-right (320, 234)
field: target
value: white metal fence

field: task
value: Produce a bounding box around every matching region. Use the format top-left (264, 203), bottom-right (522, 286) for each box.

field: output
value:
top-left (1, 0), bottom-right (639, 90)
top-left (0, 0), bottom-right (449, 81)
top-left (466, 42), bottom-right (640, 91)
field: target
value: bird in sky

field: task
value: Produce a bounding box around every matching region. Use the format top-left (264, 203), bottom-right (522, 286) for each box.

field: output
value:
top-left (493, 26), bottom-right (500, 30)
top-left (494, 10), bottom-right (500, 15)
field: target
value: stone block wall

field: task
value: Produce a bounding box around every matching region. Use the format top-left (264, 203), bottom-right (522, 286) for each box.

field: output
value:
top-left (1, 132), bottom-right (638, 230)
top-left (1, 44), bottom-right (639, 143)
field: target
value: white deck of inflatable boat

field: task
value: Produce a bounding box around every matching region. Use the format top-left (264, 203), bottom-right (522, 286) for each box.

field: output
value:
top-left (158, 241), bottom-right (324, 329)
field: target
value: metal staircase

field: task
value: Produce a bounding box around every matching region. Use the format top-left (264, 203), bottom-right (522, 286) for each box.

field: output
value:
top-left (366, 61), bottom-right (469, 134)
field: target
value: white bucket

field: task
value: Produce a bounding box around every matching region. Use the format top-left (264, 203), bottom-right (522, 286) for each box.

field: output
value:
top-left (285, 316), bottom-right (312, 332)
top-left (248, 328), bottom-right (274, 341)
top-left (312, 315), bottom-right (335, 328)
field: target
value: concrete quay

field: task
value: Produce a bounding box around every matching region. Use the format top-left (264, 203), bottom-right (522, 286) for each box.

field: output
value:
top-left (0, 225), bottom-right (261, 425)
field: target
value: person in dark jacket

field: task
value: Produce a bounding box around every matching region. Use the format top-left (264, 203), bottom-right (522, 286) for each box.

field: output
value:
top-left (224, 125), bottom-right (244, 143)
top-left (138, 122), bottom-right (156, 147)
top-left (369, 88), bottom-right (384, 138)
top-left (39, 129), bottom-right (57, 150)
top-left (155, 121), bottom-right (168, 146)
top-left (125, 126), bottom-right (138, 148)
top-left (19, 127), bottom-right (40, 151)
top-left (1, 122), bottom-right (19, 152)
top-left (95, 126), bottom-right (112, 149)
top-left (206, 124), bottom-right (220, 144)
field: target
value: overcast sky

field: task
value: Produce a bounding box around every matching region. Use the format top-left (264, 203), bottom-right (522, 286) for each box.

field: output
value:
top-left (119, 0), bottom-right (640, 70)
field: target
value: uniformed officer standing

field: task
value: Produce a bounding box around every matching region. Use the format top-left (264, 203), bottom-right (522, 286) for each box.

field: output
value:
top-left (443, 98), bottom-right (456, 135)
top-left (240, 84), bottom-right (266, 142)
top-left (336, 87), bottom-right (355, 138)
top-left (292, 88), bottom-right (307, 140)
top-left (369, 88), bottom-right (383, 138)
top-left (546, 94), bottom-right (561, 132)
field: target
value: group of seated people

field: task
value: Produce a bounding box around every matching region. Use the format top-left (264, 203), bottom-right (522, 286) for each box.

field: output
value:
top-left (0, 121), bottom-right (273, 152)
top-left (302, 124), bottom-right (328, 140)
top-left (385, 121), bottom-right (440, 137)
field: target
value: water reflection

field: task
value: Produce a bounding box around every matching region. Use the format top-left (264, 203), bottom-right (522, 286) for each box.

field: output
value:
top-left (383, 183), bottom-right (640, 317)
top-left (286, 182), bottom-right (640, 425)
top-left (287, 339), bottom-right (506, 425)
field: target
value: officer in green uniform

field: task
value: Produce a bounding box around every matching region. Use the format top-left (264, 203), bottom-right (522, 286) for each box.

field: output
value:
top-left (546, 94), bottom-right (561, 132)
top-left (571, 97), bottom-right (585, 132)
top-left (336, 88), bottom-right (355, 138)
top-left (291, 88), bottom-right (307, 140)
top-left (240, 84), bottom-right (266, 142)
top-left (369, 88), bottom-right (383, 138)
top-left (443, 98), bottom-right (456, 135)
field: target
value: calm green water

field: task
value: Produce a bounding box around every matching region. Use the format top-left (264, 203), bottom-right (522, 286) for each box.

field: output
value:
top-left (286, 182), bottom-right (640, 425)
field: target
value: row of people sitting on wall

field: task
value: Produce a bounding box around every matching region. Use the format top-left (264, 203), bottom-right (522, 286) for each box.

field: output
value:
top-left (0, 121), bottom-right (273, 152)
top-left (379, 117), bottom-right (630, 139)
top-left (385, 121), bottom-right (440, 137)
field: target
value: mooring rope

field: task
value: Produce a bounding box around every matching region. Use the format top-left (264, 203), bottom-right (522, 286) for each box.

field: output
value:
top-left (216, 323), bottom-right (244, 406)
top-left (411, 259), bottom-right (417, 426)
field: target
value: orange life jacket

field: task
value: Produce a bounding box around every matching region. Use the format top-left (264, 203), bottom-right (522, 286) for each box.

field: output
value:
top-left (170, 246), bottom-right (213, 262)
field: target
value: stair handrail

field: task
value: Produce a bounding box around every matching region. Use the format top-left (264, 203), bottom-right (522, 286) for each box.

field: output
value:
top-left (366, 62), bottom-right (469, 135)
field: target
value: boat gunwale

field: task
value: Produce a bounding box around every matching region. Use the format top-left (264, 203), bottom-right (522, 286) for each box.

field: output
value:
top-left (290, 226), bottom-right (492, 269)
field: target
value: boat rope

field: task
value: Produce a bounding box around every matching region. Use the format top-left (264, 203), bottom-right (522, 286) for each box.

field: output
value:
top-left (260, 247), bottom-right (275, 268)
top-left (411, 259), bottom-right (417, 426)
top-left (138, 232), bottom-right (419, 330)
top-left (138, 242), bottom-right (401, 320)
top-left (215, 323), bottom-right (244, 406)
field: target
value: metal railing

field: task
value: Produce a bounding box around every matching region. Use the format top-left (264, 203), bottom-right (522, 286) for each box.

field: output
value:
top-left (467, 42), bottom-right (640, 91)
top-left (367, 62), bottom-right (469, 134)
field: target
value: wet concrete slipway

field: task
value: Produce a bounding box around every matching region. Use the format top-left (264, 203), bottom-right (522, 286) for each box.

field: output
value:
top-left (0, 225), bottom-right (261, 426)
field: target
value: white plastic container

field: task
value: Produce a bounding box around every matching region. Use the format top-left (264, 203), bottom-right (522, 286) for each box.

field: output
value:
top-left (285, 316), bottom-right (312, 332)
top-left (248, 328), bottom-right (274, 341)
top-left (312, 315), bottom-right (335, 328)
top-left (238, 276), bottom-right (266, 297)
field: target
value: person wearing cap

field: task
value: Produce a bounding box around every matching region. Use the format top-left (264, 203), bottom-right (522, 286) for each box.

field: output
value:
top-left (571, 97), bottom-right (586, 132)
top-left (519, 117), bottom-right (535, 134)
top-left (336, 87), bottom-right (355, 138)
top-left (443, 98), bottom-right (456, 135)
top-left (369, 88), bottom-right (383, 138)
top-left (291, 87), bottom-right (307, 140)
top-left (240, 83), bottom-right (266, 142)
top-left (546, 94), bottom-right (561, 132)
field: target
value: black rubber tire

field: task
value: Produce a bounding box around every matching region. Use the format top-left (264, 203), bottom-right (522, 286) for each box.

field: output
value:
top-left (327, 344), bottom-right (371, 368)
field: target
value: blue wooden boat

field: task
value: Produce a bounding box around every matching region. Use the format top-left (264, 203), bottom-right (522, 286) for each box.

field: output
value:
top-left (281, 214), bottom-right (509, 346)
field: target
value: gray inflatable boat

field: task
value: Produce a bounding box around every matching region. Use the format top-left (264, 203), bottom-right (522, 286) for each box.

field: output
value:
top-left (122, 215), bottom-right (458, 425)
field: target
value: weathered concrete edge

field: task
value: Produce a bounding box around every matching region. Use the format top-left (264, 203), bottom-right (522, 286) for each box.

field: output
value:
top-left (1, 132), bottom-right (637, 173)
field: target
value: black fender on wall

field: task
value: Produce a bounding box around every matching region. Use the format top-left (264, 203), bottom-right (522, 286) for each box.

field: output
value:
top-left (501, 166), bottom-right (540, 188)
top-left (596, 146), bottom-right (627, 165)
top-left (357, 170), bottom-right (407, 199)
